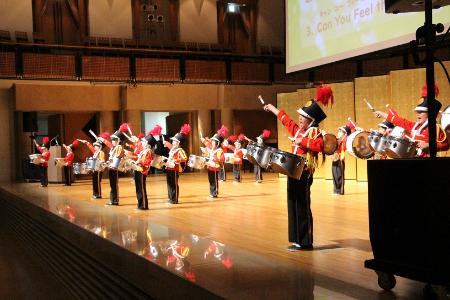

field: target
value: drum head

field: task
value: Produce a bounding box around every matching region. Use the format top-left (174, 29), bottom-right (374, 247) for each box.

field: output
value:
top-left (323, 133), bottom-right (338, 155)
top-left (441, 105), bottom-right (450, 131)
top-left (351, 131), bottom-right (374, 159)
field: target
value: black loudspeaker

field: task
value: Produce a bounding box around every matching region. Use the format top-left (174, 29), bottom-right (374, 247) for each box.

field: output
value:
top-left (23, 112), bottom-right (38, 132)
top-left (385, 0), bottom-right (450, 13)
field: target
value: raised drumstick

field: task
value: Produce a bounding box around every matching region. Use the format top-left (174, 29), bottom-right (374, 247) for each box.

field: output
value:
top-left (363, 98), bottom-right (375, 112)
top-left (258, 95), bottom-right (265, 105)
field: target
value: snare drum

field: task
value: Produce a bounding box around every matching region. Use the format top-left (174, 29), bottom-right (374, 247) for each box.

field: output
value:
top-left (151, 155), bottom-right (166, 169)
top-left (346, 130), bottom-right (374, 159)
top-left (73, 163), bottom-right (88, 175)
top-left (187, 154), bottom-right (206, 169)
top-left (368, 131), bottom-right (389, 154)
top-left (108, 157), bottom-right (122, 170)
top-left (118, 158), bottom-right (130, 173)
top-left (384, 136), bottom-right (417, 159)
top-left (29, 154), bottom-right (44, 165)
top-left (441, 105), bottom-right (450, 131)
top-left (270, 149), bottom-right (305, 180)
top-left (224, 153), bottom-right (234, 164)
top-left (245, 143), bottom-right (257, 164)
top-left (255, 146), bottom-right (276, 169)
top-left (54, 158), bottom-right (66, 168)
top-left (86, 157), bottom-right (96, 171)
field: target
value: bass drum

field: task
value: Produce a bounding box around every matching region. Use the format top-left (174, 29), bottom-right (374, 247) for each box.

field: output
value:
top-left (384, 136), bottom-right (417, 159)
top-left (346, 130), bottom-right (374, 159)
top-left (151, 154), bottom-right (167, 169)
top-left (270, 149), bottom-right (305, 180)
top-left (323, 133), bottom-right (338, 155)
top-left (441, 105), bottom-right (450, 131)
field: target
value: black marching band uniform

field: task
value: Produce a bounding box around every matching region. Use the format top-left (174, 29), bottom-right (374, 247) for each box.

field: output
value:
top-left (164, 124), bottom-right (190, 204)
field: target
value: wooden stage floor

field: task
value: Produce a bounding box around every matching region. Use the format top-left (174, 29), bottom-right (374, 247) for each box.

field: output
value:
top-left (0, 172), bottom-right (439, 299)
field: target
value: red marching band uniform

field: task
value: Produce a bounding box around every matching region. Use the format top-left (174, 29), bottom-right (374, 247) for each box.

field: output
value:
top-left (205, 126), bottom-right (226, 197)
top-left (34, 137), bottom-right (51, 187)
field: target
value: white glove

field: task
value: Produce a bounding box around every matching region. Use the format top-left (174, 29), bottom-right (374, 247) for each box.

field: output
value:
top-left (209, 160), bottom-right (216, 167)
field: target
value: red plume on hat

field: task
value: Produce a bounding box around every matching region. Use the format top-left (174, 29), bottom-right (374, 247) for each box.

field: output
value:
top-left (71, 140), bottom-right (80, 148)
top-left (421, 83), bottom-right (439, 97)
top-left (238, 133), bottom-right (245, 142)
top-left (346, 121), bottom-right (356, 131)
top-left (228, 135), bottom-right (237, 143)
top-left (137, 133), bottom-right (145, 139)
top-left (42, 136), bottom-right (49, 145)
top-left (217, 125), bottom-right (229, 138)
top-left (119, 123), bottom-right (131, 133)
top-left (150, 124), bottom-right (162, 136)
top-left (315, 83), bottom-right (334, 107)
top-left (262, 129), bottom-right (270, 139)
top-left (180, 124), bottom-right (191, 136)
top-left (100, 131), bottom-right (110, 140)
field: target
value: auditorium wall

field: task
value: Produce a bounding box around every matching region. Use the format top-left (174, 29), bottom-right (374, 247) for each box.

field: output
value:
top-left (256, 0), bottom-right (284, 48)
top-left (179, 0), bottom-right (217, 43)
top-left (89, 0), bottom-right (133, 39)
top-left (0, 81), bottom-right (14, 181)
top-left (0, 0), bottom-right (33, 40)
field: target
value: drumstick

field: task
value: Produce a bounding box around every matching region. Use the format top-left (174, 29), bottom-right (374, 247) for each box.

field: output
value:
top-left (363, 98), bottom-right (375, 112)
top-left (258, 95), bottom-right (265, 105)
top-left (89, 130), bottom-right (98, 140)
top-left (347, 117), bottom-right (357, 128)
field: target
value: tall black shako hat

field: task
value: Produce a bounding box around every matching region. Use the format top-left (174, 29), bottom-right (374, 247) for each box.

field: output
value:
top-left (296, 84), bottom-right (330, 125)
top-left (171, 124), bottom-right (191, 143)
top-left (111, 123), bottom-right (132, 142)
top-left (211, 125), bottom-right (229, 144)
top-left (143, 124), bottom-right (163, 147)
top-left (415, 83), bottom-right (442, 112)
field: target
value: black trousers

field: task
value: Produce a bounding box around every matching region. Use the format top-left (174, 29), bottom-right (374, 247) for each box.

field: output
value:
top-left (208, 169), bottom-right (219, 197)
top-left (39, 166), bottom-right (48, 186)
top-left (166, 170), bottom-right (179, 203)
top-left (254, 164), bottom-right (262, 181)
top-left (332, 160), bottom-right (345, 195)
top-left (92, 171), bottom-right (103, 197)
top-left (287, 170), bottom-right (313, 246)
top-left (134, 171), bottom-right (148, 209)
top-left (233, 164), bottom-right (241, 182)
top-left (218, 163), bottom-right (226, 181)
top-left (63, 166), bottom-right (72, 186)
top-left (109, 169), bottom-right (119, 204)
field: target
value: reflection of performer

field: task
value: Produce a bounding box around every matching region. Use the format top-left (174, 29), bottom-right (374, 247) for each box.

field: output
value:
top-left (374, 85), bottom-right (449, 156)
top-left (164, 124), bottom-right (190, 204)
top-left (332, 121), bottom-right (354, 195)
top-left (33, 136), bottom-right (51, 187)
top-left (79, 137), bottom-right (106, 199)
top-left (107, 129), bottom-right (125, 206)
top-left (62, 140), bottom-right (79, 186)
top-left (264, 84), bottom-right (331, 251)
top-left (204, 126), bottom-right (227, 198)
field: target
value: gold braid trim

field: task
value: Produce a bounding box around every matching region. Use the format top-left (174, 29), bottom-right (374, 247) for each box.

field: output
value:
top-left (305, 128), bottom-right (321, 170)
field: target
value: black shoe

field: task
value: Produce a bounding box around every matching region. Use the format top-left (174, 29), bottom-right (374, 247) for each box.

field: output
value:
top-left (287, 244), bottom-right (313, 252)
top-left (92, 195), bottom-right (102, 199)
top-left (209, 194), bottom-right (218, 198)
top-left (105, 202), bottom-right (119, 206)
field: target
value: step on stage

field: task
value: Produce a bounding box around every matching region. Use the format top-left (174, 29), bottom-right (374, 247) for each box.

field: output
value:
top-left (0, 172), bottom-right (430, 299)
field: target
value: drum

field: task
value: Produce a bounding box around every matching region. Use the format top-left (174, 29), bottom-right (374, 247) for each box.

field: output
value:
top-left (241, 149), bottom-right (248, 160)
top-left (441, 105), bottom-right (450, 131)
top-left (73, 163), bottom-right (88, 175)
top-left (346, 130), bottom-right (374, 159)
top-left (255, 146), bottom-right (276, 169)
top-left (323, 133), bottom-right (338, 155)
top-left (151, 155), bottom-right (167, 169)
top-left (86, 157), bottom-right (97, 171)
top-left (224, 153), bottom-right (234, 164)
top-left (187, 154), bottom-right (206, 169)
top-left (270, 149), bottom-right (305, 180)
top-left (245, 143), bottom-right (257, 165)
top-left (108, 157), bottom-right (122, 170)
top-left (368, 131), bottom-right (389, 154)
top-left (29, 154), bottom-right (44, 165)
top-left (118, 158), bottom-right (130, 173)
top-left (384, 136), bottom-right (417, 159)
top-left (54, 158), bottom-right (66, 168)
top-left (390, 126), bottom-right (405, 138)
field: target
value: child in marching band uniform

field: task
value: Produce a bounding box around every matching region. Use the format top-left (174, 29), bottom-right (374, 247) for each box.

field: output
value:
top-left (133, 131), bottom-right (156, 210)
top-left (79, 137), bottom-right (106, 199)
top-left (107, 127), bottom-right (125, 206)
top-left (62, 140), bottom-right (79, 186)
top-left (164, 124), bottom-right (190, 204)
top-left (33, 136), bottom-right (51, 187)
top-left (332, 121), bottom-right (355, 195)
top-left (202, 126), bottom-right (227, 197)
top-left (226, 134), bottom-right (245, 182)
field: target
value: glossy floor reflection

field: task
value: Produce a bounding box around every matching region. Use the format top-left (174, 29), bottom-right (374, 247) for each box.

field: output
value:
top-left (0, 172), bottom-right (435, 299)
